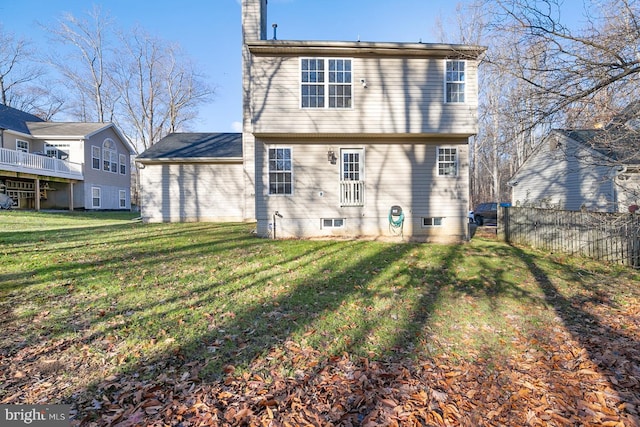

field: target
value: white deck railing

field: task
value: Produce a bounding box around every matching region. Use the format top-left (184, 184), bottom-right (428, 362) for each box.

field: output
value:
top-left (0, 147), bottom-right (83, 179)
top-left (340, 180), bottom-right (365, 206)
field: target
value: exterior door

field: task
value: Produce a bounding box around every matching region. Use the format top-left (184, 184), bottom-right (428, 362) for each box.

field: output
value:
top-left (340, 148), bottom-right (364, 206)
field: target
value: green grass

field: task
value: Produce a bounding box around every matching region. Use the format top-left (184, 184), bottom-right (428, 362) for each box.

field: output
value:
top-left (1, 210), bottom-right (638, 399)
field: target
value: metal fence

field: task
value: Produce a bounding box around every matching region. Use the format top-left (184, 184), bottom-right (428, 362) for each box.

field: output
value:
top-left (498, 206), bottom-right (640, 268)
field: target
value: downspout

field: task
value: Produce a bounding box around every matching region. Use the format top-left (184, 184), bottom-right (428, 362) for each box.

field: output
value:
top-left (0, 127), bottom-right (5, 148)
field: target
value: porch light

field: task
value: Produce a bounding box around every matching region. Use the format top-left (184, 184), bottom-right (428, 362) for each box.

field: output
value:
top-left (327, 150), bottom-right (337, 164)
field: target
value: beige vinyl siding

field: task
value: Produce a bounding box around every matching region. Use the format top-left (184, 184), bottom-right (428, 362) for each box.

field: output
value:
top-left (255, 138), bottom-right (469, 242)
top-left (512, 136), bottom-right (616, 212)
top-left (139, 162), bottom-right (246, 222)
top-left (250, 56), bottom-right (479, 136)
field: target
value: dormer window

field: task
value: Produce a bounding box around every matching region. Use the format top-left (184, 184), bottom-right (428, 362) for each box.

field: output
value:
top-left (301, 58), bottom-right (352, 109)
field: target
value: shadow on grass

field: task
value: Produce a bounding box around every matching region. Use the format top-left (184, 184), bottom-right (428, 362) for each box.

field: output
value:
top-left (513, 245), bottom-right (640, 421)
top-left (3, 220), bottom-right (639, 425)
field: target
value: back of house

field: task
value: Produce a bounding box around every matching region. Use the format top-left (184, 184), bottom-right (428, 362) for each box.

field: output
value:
top-left (242, 0), bottom-right (486, 242)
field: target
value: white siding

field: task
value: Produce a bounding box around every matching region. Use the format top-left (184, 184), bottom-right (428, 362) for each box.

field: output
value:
top-left (255, 138), bottom-right (470, 242)
top-left (139, 162), bottom-right (246, 222)
top-left (250, 55), bottom-right (480, 136)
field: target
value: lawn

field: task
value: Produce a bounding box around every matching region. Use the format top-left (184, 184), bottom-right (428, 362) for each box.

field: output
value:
top-left (1, 211), bottom-right (639, 426)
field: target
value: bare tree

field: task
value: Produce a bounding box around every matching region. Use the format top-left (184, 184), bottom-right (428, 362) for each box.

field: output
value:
top-left (44, 6), bottom-right (117, 122)
top-left (489, 0), bottom-right (640, 128)
top-left (112, 28), bottom-right (214, 151)
top-left (0, 25), bottom-right (51, 112)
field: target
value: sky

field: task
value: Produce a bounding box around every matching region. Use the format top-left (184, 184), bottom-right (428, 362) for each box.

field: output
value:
top-left (0, 0), bottom-right (584, 133)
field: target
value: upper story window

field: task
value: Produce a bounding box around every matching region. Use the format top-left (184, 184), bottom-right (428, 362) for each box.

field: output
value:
top-left (268, 147), bottom-right (293, 195)
top-left (119, 154), bottom-right (127, 175)
top-left (445, 60), bottom-right (465, 103)
top-left (102, 139), bottom-right (118, 173)
top-left (301, 58), bottom-right (352, 109)
top-left (92, 146), bottom-right (101, 170)
top-left (16, 140), bottom-right (28, 153)
top-left (437, 147), bottom-right (458, 177)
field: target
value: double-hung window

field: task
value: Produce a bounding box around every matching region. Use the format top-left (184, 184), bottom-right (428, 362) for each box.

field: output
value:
top-left (16, 140), bottom-right (28, 153)
top-left (92, 146), bottom-right (101, 170)
top-left (268, 147), bottom-right (292, 195)
top-left (445, 60), bottom-right (465, 103)
top-left (301, 58), bottom-right (352, 108)
top-left (92, 187), bottom-right (101, 208)
top-left (119, 154), bottom-right (127, 175)
top-left (437, 147), bottom-right (458, 177)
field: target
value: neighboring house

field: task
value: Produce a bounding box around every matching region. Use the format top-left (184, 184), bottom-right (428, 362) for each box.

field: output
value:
top-left (0, 104), bottom-right (135, 210)
top-left (136, 133), bottom-right (247, 222)
top-left (240, 0), bottom-right (486, 242)
top-left (509, 110), bottom-right (640, 212)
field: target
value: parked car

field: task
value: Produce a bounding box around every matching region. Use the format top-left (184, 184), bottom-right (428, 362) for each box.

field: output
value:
top-left (473, 202), bottom-right (510, 226)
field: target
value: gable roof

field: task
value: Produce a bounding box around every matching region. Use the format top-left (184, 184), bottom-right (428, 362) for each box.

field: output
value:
top-left (27, 122), bottom-right (112, 138)
top-left (136, 133), bottom-right (243, 162)
top-left (0, 104), bottom-right (45, 135)
top-left (557, 128), bottom-right (640, 165)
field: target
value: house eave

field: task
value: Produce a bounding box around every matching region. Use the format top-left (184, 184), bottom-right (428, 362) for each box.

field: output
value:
top-left (135, 157), bottom-right (243, 164)
top-left (253, 132), bottom-right (476, 140)
top-left (247, 40), bottom-right (487, 59)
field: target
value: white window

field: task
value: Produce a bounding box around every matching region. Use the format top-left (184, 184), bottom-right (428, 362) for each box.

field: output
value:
top-left (45, 143), bottom-right (69, 160)
top-left (445, 60), bottom-right (465, 103)
top-left (268, 147), bottom-right (293, 195)
top-left (16, 140), bottom-right (28, 153)
top-left (92, 146), bottom-right (101, 170)
top-left (301, 58), bottom-right (352, 109)
top-left (119, 154), bottom-right (127, 175)
top-left (102, 139), bottom-right (118, 173)
top-left (322, 218), bottom-right (345, 228)
top-left (92, 187), bottom-right (101, 208)
top-left (119, 190), bottom-right (126, 208)
top-left (422, 217), bottom-right (444, 227)
top-left (437, 147), bottom-right (458, 177)
top-left (340, 148), bottom-right (364, 206)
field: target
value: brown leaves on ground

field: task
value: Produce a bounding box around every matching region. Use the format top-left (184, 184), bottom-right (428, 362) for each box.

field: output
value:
top-left (2, 294), bottom-right (639, 426)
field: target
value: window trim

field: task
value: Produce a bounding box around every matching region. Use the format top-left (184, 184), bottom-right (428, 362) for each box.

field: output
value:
top-left (268, 146), bottom-right (293, 196)
top-left (322, 218), bottom-right (345, 228)
top-left (92, 146), bottom-right (101, 170)
top-left (300, 57), bottom-right (353, 109)
top-left (119, 154), bottom-right (127, 175)
top-left (102, 138), bottom-right (118, 173)
top-left (91, 186), bottom-right (101, 208)
top-left (422, 217), bottom-right (444, 227)
top-left (437, 146), bottom-right (458, 177)
top-left (444, 59), bottom-right (466, 104)
top-left (16, 140), bottom-right (29, 153)
top-left (119, 189), bottom-right (127, 208)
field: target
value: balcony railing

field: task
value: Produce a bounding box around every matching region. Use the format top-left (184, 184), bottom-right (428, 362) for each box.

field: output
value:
top-left (340, 180), bottom-right (365, 206)
top-left (0, 148), bottom-right (83, 179)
